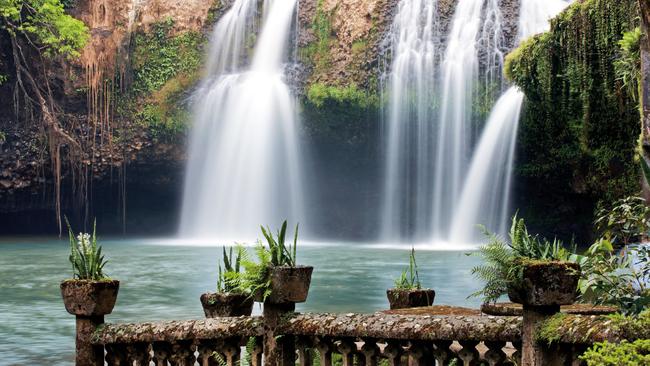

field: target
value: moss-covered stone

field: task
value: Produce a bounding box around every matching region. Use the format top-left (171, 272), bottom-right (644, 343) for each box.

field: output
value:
top-left (506, 0), bottom-right (641, 241)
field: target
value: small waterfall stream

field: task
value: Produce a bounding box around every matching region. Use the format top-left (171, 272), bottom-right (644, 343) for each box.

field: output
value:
top-left (180, 0), bottom-right (303, 240)
top-left (380, 0), bottom-right (440, 240)
top-left (449, 0), bottom-right (573, 244)
top-left (381, 0), bottom-right (573, 245)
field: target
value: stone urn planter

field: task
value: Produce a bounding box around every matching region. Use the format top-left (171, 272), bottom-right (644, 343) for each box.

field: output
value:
top-left (60, 279), bottom-right (120, 316)
top-left (386, 288), bottom-right (435, 310)
top-left (507, 261), bottom-right (580, 306)
top-left (257, 265), bottom-right (313, 304)
top-left (200, 292), bottom-right (254, 317)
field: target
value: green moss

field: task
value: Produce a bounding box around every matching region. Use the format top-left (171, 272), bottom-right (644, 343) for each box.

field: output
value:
top-left (506, 0), bottom-right (641, 240)
top-left (119, 18), bottom-right (205, 142)
top-left (536, 313), bottom-right (569, 345)
top-left (302, 83), bottom-right (379, 143)
top-left (307, 83), bottom-right (378, 109)
top-left (301, 0), bottom-right (334, 76)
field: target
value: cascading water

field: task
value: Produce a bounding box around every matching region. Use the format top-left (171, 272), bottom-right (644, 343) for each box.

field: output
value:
top-left (180, 0), bottom-right (303, 240)
top-left (380, 0), bottom-right (440, 240)
top-left (431, 0), bottom-right (503, 239)
top-left (449, 0), bottom-right (573, 244)
top-left (381, 0), bottom-right (503, 243)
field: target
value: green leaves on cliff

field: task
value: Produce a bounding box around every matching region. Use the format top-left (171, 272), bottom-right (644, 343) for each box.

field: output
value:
top-left (505, 0), bottom-right (641, 237)
top-left (0, 0), bottom-right (89, 58)
top-left (124, 17), bottom-right (205, 141)
top-left (614, 27), bottom-right (642, 101)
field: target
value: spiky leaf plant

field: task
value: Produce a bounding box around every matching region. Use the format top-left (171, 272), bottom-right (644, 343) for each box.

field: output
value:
top-left (394, 248), bottom-right (422, 290)
top-left (217, 245), bottom-right (247, 293)
top-left (67, 218), bottom-right (108, 280)
top-left (470, 215), bottom-right (570, 303)
top-left (260, 220), bottom-right (298, 267)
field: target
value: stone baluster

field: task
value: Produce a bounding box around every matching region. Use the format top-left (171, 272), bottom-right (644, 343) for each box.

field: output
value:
top-left (127, 342), bottom-right (151, 365)
top-left (314, 337), bottom-right (333, 366)
top-left (249, 336), bottom-right (264, 366)
top-left (222, 337), bottom-right (242, 366)
top-left (432, 340), bottom-right (453, 365)
top-left (361, 339), bottom-right (380, 366)
top-left (407, 341), bottom-right (433, 366)
top-left (197, 340), bottom-right (220, 366)
top-left (381, 340), bottom-right (403, 366)
top-left (105, 343), bottom-right (128, 366)
top-left (169, 340), bottom-right (196, 366)
top-left (336, 338), bottom-right (357, 366)
top-left (296, 336), bottom-right (313, 366)
top-left (152, 342), bottom-right (172, 366)
top-left (457, 340), bottom-right (480, 366)
top-left (483, 341), bottom-right (508, 366)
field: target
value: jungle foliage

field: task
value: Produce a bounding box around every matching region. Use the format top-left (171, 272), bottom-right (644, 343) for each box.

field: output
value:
top-left (506, 0), bottom-right (642, 240)
top-left (470, 215), bottom-right (571, 303)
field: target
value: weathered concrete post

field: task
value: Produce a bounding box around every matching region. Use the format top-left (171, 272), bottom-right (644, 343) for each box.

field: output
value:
top-left (513, 262), bottom-right (580, 366)
top-left (261, 266), bottom-right (313, 366)
top-left (263, 302), bottom-right (296, 366)
top-left (521, 304), bottom-right (560, 365)
top-left (61, 280), bottom-right (119, 366)
top-left (73, 315), bottom-right (105, 366)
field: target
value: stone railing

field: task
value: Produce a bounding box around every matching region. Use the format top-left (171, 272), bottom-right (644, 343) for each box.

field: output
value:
top-left (90, 312), bottom-right (522, 366)
top-left (63, 265), bottom-right (648, 366)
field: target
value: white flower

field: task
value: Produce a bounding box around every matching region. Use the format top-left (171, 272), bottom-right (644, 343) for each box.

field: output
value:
top-left (77, 233), bottom-right (91, 253)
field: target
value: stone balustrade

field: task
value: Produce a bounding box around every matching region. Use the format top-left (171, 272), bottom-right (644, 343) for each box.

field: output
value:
top-left (80, 307), bottom-right (650, 366)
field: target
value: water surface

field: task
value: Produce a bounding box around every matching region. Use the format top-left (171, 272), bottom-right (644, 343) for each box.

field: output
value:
top-left (0, 239), bottom-right (482, 365)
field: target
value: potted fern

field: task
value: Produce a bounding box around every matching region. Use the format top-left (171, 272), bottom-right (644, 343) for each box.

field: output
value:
top-left (240, 221), bottom-right (313, 304)
top-left (387, 248), bottom-right (435, 309)
top-left (200, 246), bottom-right (254, 317)
top-left (60, 221), bottom-right (119, 317)
top-left (471, 216), bottom-right (580, 307)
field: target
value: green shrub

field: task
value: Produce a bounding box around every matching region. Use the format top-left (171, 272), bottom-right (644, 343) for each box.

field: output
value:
top-left (580, 339), bottom-right (650, 365)
top-left (595, 196), bottom-right (650, 246)
top-left (230, 221), bottom-right (301, 302)
top-left (571, 239), bottom-right (650, 315)
top-left (66, 219), bottom-right (108, 280)
top-left (470, 215), bottom-right (570, 303)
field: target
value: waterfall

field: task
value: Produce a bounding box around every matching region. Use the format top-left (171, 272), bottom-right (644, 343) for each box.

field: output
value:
top-left (180, 0), bottom-right (303, 241)
top-left (380, 0), bottom-right (504, 242)
top-left (380, 0), bottom-right (440, 240)
top-left (449, 0), bottom-right (572, 244)
top-left (431, 0), bottom-right (503, 239)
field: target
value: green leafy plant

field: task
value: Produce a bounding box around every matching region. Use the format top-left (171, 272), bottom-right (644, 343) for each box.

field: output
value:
top-left (260, 220), bottom-right (299, 267)
top-left (394, 248), bottom-right (422, 290)
top-left (595, 196), bottom-right (650, 247)
top-left (66, 219), bottom-right (108, 281)
top-left (614, 27), bottom-right (642, 101)
top-left (571, 239), bottom-right (650, 315)
top-left (217, 245), bottom-right (247, 293)
top-left (229, 221), bottom-right (301, 302)
top-left (580, 339), bottom-right (650, 366)
top-left (470, 215), bottom-right (570, 303)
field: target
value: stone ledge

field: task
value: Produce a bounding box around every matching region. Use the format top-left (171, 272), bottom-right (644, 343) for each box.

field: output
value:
top-left (278, 313), bottom-right (522, 342)
top-left (92, 316), bottom-right (265, 345)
